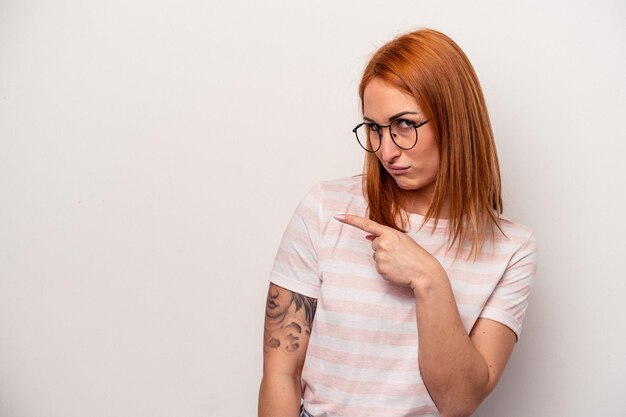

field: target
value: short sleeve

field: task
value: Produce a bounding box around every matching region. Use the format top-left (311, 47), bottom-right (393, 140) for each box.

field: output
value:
top-left (480, 233), bottom-right (538, 340)
top-left (269, 184), bottom-right (323, 299)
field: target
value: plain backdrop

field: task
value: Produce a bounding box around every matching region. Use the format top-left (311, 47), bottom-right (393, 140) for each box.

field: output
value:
top-left (1, 1), bottom-right (625, 416)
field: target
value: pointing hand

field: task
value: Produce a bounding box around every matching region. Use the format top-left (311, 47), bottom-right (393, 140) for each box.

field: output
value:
top-left (333, 214), bottom-right (446, 292)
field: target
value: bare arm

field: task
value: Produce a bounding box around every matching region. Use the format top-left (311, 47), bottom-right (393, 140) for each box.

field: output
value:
top-left (258, 283), bottom-right (317, 417)
top-left (413, 272), bottom-right (516, 417)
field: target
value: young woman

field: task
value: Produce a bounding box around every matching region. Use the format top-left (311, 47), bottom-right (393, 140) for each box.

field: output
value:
top-left (259, 28), bottom-right (537, 417)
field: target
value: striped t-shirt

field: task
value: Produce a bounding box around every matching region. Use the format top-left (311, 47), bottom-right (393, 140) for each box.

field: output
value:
top-left (269, 176), bottom-right (538, 417)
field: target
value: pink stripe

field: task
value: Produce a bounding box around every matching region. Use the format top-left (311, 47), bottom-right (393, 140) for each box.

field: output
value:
top-left (307, 344), bottom-right (419, 372)
top-left (455, 280), bottom-right (529, 306)
top-left (501, 262), bottom-right (536, 278)
top-left (305, 367), bottom-right (428, 397)
top-left (314, 320), bottom-right (417, 346)
top-left (281, 227), bottom-right (315, 249)
top-left (495, 280), bottom-right (533, 296)
top-left (447, 268), bottom-right (501, 284)
top-left (323, 179), bottom-right (363, 193)
top-left (317, 239), bottom-right (523, 267)
top-left (453, 290), bottom-right (526, 311)
top-left (322, 272), bottom-right (415, 299)
top-left (294, 203), bottom-right (319, 227)
top-left (319, 244), bottom-right (518, 269)
top-left (324, 199), bottom-right (367, 213)
top-left (321, 246), bottom-right (518, 269)
top-left (274, 249), bottom-right (316, 271)
top-left (323, 268), bottom-right (498, 292)
top-left (453, 292), bottom-right (492, 307)
top-left (322, 298), bottom-right (416, 322)
top-left (304, 391), bottom-right (438, 417)
top-left (319, 247), bottom-right (372, 267)
top-left (428, 246), bottom-right (516, 264)
top-left (484, 297), bottom-right (524, 318)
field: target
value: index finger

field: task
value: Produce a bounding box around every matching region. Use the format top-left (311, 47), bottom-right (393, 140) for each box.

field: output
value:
top-left (333, 214), bottom-right (389, 236)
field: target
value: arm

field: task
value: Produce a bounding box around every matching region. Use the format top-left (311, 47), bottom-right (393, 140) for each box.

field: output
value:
top-left (334, 214), bottom-right (524, 417)
top-left (259, 283), bottom-right (317, 417)
top-left (413, 271), bottom-right (516, 417)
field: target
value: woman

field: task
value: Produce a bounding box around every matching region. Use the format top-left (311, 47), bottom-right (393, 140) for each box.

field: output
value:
top-left (259, 28), bottom-right (537, 417)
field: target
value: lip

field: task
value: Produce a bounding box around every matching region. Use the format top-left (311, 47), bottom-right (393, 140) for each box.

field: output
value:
top-left (386, 165), bottom-right (411, 175)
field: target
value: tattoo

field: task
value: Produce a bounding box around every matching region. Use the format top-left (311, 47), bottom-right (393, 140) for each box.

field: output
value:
top-left (293, 292), bottom-right (318, 323)
top-left (264, 284), bottom-right (317, 354)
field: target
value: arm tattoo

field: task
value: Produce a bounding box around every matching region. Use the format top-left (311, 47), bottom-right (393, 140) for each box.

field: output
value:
top-left (264, 284), bottom-right (317, 353)
top-left (292, 292), bottom-right (318, 324)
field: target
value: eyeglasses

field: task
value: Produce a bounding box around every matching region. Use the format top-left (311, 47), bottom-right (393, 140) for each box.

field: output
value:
top-left (352, 119), bottom-right (429, 152)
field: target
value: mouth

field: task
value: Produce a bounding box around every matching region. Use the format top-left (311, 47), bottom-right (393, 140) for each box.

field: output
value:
top-left (386, 165), bottom-right (411, 175)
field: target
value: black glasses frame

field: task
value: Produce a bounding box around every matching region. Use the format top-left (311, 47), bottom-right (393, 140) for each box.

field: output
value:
top-left (352, 120), bottom-right (429, 152)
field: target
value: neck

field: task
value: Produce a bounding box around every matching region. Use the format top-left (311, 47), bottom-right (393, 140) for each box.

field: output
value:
top-left (400, 186), bottom-right (449, 219)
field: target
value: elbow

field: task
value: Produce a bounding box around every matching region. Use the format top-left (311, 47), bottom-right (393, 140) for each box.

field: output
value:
top-left (428, 358), bottom-right (497, 417)
top-left (437, 388), bottom-right (489, 417)
top-left (439, 403), bottom-right (480, 417)
top-left (441, 410), bottom-right (473, 417)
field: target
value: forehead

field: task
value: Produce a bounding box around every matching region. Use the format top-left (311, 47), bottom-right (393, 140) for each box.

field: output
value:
top-left (363, 78), bottom-right (421, 120)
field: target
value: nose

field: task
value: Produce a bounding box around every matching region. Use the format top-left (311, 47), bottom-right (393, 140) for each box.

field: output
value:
top-left (376, 127), bottom-right (401, 162)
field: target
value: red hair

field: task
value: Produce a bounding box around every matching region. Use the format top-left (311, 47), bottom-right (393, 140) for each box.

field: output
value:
top-left (359, 29), bottom-right (503, 259)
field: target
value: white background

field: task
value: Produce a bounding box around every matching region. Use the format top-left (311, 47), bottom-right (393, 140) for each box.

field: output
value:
top-left (1, 1), bottom-right (625, 416)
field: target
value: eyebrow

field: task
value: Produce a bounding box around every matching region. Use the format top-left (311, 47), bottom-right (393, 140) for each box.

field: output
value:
top-left (363, 111), bottom-right (420, 123)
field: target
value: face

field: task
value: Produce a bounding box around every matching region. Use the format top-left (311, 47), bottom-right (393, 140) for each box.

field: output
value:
top-left (265, 285), bottom-right (293, 320)
top-left (362, 78), bottom-right (440, 210)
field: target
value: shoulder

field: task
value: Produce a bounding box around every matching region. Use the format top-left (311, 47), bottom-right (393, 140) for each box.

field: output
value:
top-left (494, 215), bottom-right (538, 262)
top-left (312, 175), bottom-right (364, 195)
top-left (302, 175), bottom-right (366, 207)
top-left (497, 215), bottom-right (534, 239)
top-left (296, 176), bottom-right (367, 226)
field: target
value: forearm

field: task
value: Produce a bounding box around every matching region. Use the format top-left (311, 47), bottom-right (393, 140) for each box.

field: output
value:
top-left (259, 373), bottom-right (302, 417)
top-left (413, 274), bottom-right (489, 417)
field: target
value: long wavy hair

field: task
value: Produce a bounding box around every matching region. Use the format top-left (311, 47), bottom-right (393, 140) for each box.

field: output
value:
top-left (359, 29), bottom-right (503, 259)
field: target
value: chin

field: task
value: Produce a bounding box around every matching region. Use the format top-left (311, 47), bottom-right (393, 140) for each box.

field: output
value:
top-left (391, 174), bottom-right (436, 193)
top-left (392, 177), bottom-right (421, 191)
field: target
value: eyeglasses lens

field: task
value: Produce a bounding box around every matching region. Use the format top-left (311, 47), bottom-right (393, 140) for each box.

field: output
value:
top-left (355, 120), bottom-right (418, 152)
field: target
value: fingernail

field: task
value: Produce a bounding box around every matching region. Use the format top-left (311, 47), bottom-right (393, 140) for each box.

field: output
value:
top-left (333, 214), bottom-right (345, 221)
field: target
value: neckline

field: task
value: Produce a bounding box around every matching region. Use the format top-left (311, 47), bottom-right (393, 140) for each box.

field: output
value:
top-left (406, 211), bottom-right (449, 230)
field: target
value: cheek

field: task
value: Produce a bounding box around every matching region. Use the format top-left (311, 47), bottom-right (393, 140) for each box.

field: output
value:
top-left (408, 146), bottom-right (439, 170)
top-left (274, 293), bottom-right (291, 309)
top-left (428, 150), bottom-right (440, 172)
top-left (417, 140), bottom-right (440, 171)
top-left (425, 155), bottom-right (440, 179)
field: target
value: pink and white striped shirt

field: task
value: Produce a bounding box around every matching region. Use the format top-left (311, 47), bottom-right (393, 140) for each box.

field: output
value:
top-left (269, 176), bottom-right (537, 417)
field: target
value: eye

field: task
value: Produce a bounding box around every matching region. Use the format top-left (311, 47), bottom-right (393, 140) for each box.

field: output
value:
top-left (367, 123), bottom-right (381, 132)
top-left (396, 119), bottom-right (416, 129)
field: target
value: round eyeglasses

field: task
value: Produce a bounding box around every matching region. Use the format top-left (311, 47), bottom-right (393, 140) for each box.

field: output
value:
top-left (352, 119), bottom-right (429, 152)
